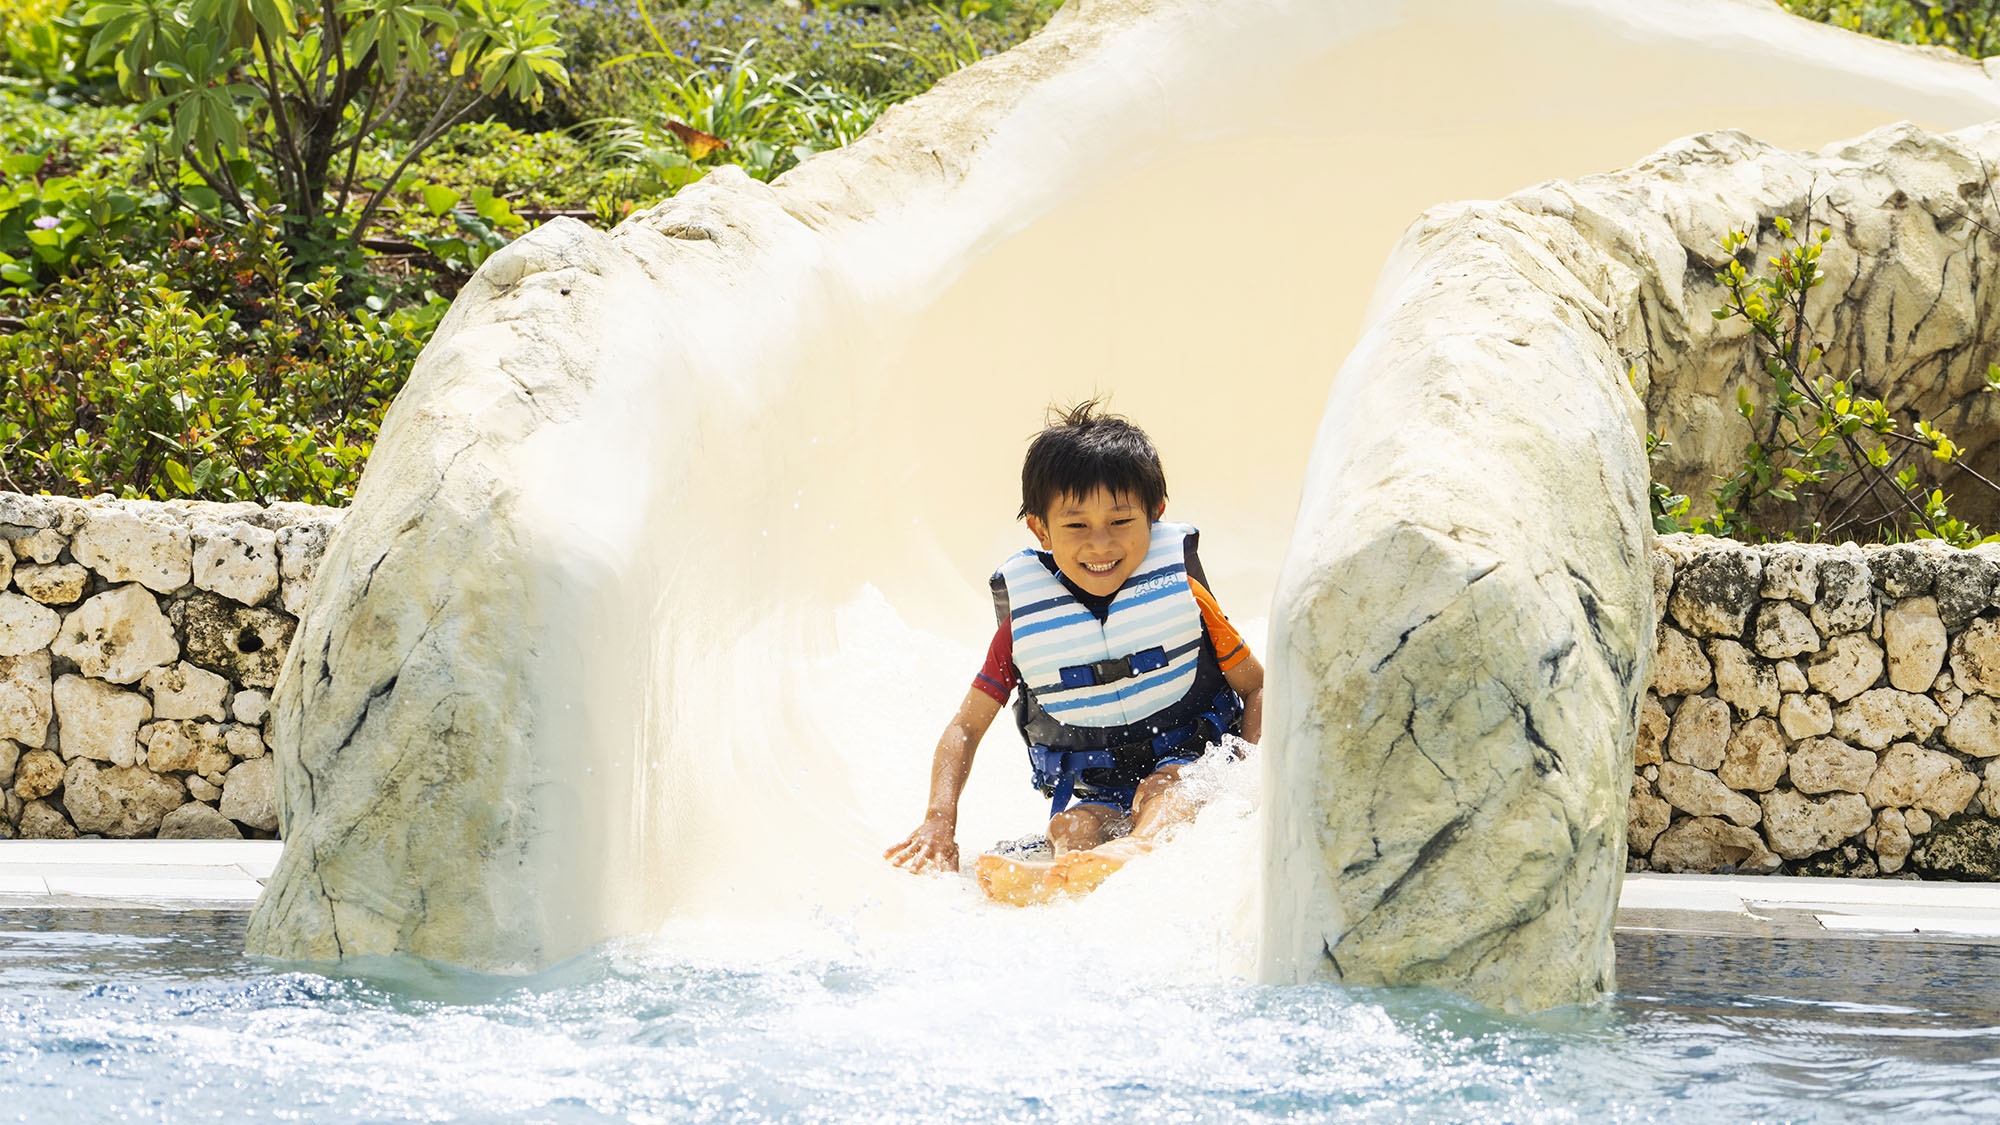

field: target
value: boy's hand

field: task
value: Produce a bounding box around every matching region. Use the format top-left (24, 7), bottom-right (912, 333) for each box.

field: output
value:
top-left (885, 814), bottom-right (959, 874)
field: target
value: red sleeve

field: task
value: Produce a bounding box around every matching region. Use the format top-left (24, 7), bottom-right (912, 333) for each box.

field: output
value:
top-left (972, 623), bottom-right (1016, 703)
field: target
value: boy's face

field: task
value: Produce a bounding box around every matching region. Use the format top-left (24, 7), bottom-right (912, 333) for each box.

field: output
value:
top-left (1026, 487), bottom-right (1161, 598)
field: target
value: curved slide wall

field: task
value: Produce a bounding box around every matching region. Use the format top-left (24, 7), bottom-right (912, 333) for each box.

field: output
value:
top-left (247, 0), bottom-right (2000, 983)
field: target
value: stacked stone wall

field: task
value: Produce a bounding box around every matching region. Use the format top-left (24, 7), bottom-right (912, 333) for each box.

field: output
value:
top-left (0, 492), bottom-right (339, 841)
top-left (1634, 533), bottom-right (2000, 879)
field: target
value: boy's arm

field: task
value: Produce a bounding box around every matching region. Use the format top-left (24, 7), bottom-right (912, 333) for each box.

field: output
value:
top-left (1225, 651), bottom-right (1264, 744)
top-left (1189, 577), bottom-right (1264, 743)
top-left (884, 686), bottom-right (1002, 874)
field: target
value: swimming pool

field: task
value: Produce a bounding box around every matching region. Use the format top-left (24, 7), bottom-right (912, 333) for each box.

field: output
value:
top-left (4, 905), bottom-right (1996, 1123)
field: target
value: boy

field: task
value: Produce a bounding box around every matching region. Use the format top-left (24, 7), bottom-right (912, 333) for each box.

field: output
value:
top-left (884, 402), bottom-right (1265, 905)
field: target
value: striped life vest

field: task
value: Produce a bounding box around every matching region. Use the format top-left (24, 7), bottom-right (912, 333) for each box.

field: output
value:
top-left (990, 521), bottom-right (1230, 755)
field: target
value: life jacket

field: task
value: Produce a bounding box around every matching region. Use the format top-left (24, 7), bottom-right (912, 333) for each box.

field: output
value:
top-left (989, 521), bottom-right (1241, 814)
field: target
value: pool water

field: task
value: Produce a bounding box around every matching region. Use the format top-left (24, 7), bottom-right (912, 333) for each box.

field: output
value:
top-left (3, 906), bottom-right (1997, 1123)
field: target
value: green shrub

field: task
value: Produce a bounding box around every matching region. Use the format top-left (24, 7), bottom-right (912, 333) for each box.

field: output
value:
top-left (0, 216), bottom-right (438, 503)
top-left (1782, 0), bottom-right (2000, 57)
top-left (1656, 209), bottom-right (2000, 545)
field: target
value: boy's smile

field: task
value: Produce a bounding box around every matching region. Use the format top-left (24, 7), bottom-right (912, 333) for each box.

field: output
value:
top-left (1025, 487), bottom-right (1161, 598)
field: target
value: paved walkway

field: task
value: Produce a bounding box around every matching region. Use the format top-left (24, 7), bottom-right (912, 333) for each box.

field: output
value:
top-left (3, 843), bottom-right (1998, 940)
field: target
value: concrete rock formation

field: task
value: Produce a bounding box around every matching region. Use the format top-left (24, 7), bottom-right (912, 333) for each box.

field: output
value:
top-left (1261, 79), bottom-right (2000, 1010)
top-left (231, 0), bottom-right (2000, 1006)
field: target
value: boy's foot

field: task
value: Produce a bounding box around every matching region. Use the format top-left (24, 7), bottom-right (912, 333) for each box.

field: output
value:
top-left (974, 852), bottom-right (1056, 907)
top-left (973, 849), bottom-right (1133, 907)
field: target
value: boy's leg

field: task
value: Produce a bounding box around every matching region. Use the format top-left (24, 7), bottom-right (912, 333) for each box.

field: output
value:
top-left (1128, 762), bottom-right (1196, 844)
top-left (1047, 802), bottom-right (1124, 854)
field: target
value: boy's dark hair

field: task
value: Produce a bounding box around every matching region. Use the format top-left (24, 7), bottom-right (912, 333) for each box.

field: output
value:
top-left (1018, 399), bottom-right (1168, 520)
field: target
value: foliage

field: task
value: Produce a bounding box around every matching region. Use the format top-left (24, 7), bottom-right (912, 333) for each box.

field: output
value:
top-left (77, 0), bottom-right (573, 249)
top-left (0, 0), bottom-right (1064, 503)
top-left (0, 215), bottom-right (437, 503)
top-left (1782, 0), bottom-right (2000, 57)
top-left (1659, 209), bottom-right (2000, 546)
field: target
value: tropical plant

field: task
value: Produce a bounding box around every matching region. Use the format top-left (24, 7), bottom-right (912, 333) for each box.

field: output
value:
top-left (78, 0), bottom-right (572, 248)
top-left (1671, 207), bottom-right (2000, 545)
top-left (1782, 0), bottom-right (2000, 57)
top-left (0, 214), bottom-right (437, 503)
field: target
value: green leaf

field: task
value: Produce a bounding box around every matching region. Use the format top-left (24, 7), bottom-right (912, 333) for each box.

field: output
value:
top-left (0, 153), bottom-right (47, 177)
top-left (418, 181), bottom-right (460, 215)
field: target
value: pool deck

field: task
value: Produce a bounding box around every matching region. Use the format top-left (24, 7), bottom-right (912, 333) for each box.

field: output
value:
top-left (2, 840), bottom-right (1998, 941)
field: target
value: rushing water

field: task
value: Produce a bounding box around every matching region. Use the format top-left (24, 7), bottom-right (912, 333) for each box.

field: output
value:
top-left (5, 902), bottom-right (1998, 1124)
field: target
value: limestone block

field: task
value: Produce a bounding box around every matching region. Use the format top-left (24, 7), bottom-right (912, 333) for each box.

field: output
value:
top-left (141, 661), bottom-right (230, 722)
top-left (1751, 601), bottom-right (1818, 660)
top-left (1759, 789), bottom-right (1872, 859)
top-left (13, 562), bottom-right (87, 605)
top-left (1944, 695), bottom-right (2000, 757)
top-left (14, 747), bottom-right (61, 800)
top-left (1833, 688), bottom-right (1946, 750)
top-left (12, 528), bottom-right (63, 565)
top-left (1628, 780), bottom-right (1670, 855)
top-left (0, 738), bottom-right (15, 788)
top-left (0, 592), bottom-right (56, 658)
top-left (1652, 627), bottom-right (1711, 696)
top-left (1908, 808), bottom-right (1934, 835)
top-left (223, 724), bottom-right (263, 761)
top-left (1871, 544), bottom-right (1937, 599)
top-left (141, 719), bottom-right (231, 778)
top-left (1668, 548), bottom-right (1760, 637)
top-left (1911, 816), bottom-right (2000, 880)
top-left (181, 593), bottom-right (295, 689)
top-left (192, 520), bottom-right (279, 607)
top-left (1811, 552), bottom-right (1875, 637)
top-left (1709, 639), bottom-right (1778, 718)
top-left (1936, 685), bottom-right (1965, 716)
top-left (70, 507), bottom-right (191, 593)
top-left (1778, 692), bottom-right (1835, 741)
top-left (1948, 614), bottom-right (2000, 695)
top-left (276, 519), bottom-right (338, 617)
top-left (0, 651), bottom-right (50, 746)
top-left (219, 755), bottom-right (277, 831)
top-left (1651, 552), bottom-right (1674, 620)
top-left (1881, 596), bottom-right (1947, 694)
top-left (232, 689), bottom-right (270, 726)
top-left (1866, 806), bottom-right (1913, 874)
top-left (1634, 693), bottom-right (1669, 767)
top-left (52, 674), bottom-right (149, 767)
top-left (158, 801), bottom-right (243, 839)
top-left (1805, 633), bottom-right (1884, 702)
top-left (62, 757), bottom-right (185, 837)
top-left (1775, 659), bottom-right (1807, 694)
top-left (1650, 817), bottom-right (1780, 874)
top-left (186, 774), bottom-right (220, 802)
top-left (1759, 545), bottom-right (1818, 603)
top-left (0, 536), bottom-right (14, 592)
top-left (1933, 553), bottom-right (1998, 631)
top-left (1657, 762), bottom-right (1760, 826)
top-left (1719, 715), bottom-right (1786, 791)
top-left (19, 798), bottom-right (75, 838)
top-left (1666, 694), bottom-right (1730, 770)
top-left (52, 584), bottom-right (179, 685)
top-left (1864, 741), bottom-right (1978, 816)
top-left (1787, 736), bottom-right (1877, 795)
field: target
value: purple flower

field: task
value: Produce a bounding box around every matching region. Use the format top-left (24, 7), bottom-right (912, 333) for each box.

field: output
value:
top-left (31, 216), bottom-right (59, 230)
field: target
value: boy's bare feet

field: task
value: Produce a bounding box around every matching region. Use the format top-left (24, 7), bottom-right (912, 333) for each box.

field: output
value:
top-left (974, 841), bottom-right (1152, 906)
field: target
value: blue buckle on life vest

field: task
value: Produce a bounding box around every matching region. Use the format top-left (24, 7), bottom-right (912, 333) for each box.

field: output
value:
top-left (1056, 646), bottom-right (1171, 690)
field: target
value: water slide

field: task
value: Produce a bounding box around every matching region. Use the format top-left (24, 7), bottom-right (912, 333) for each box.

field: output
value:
top-left (246, 0), bottom-right (2000, 985)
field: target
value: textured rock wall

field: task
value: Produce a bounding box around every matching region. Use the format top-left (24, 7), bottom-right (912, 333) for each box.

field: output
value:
top-left (1632, 124), bottom-right (2000, 528)
top-left (0, 492), bottom-right (338, 841)
top-left (1635, 533), bottom-right (2000, 880)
